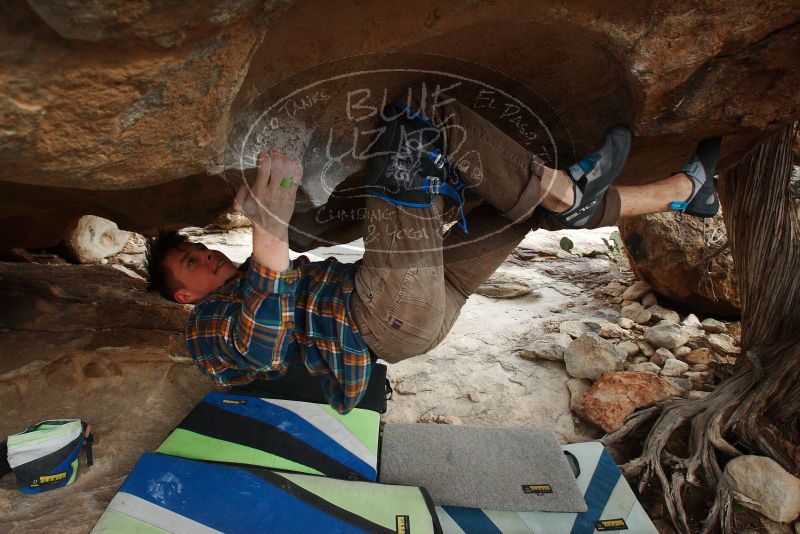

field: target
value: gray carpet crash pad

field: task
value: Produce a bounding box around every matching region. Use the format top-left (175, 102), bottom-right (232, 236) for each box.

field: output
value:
top-left (379, 424), bottom-right (587, 512)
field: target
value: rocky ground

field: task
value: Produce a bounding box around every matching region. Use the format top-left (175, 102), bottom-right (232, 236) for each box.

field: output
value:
top-left (8, 222), bottom-right (798, 533)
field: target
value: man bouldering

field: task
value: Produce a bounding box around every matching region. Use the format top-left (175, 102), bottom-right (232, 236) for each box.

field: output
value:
top-left (145, 95), bottom-right (720, 413)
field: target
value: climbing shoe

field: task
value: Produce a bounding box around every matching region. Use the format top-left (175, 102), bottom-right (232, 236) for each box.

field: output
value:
top-left (555, 124), bottom-right (632, 229)
top-left (365, 102), bottom-right (469, 232)
top-left (669, 137), bottom-right (721, 218)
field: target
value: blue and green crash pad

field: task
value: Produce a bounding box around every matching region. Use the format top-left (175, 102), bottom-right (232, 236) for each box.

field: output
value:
top-left (91, 453), bottom-right (442, 534)
top-left (434, 442), bottom-right (657, 534)
top-left (156, 391), bottom-right (380, 481)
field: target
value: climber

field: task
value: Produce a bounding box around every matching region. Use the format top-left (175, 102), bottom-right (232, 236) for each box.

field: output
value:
top-left (145, 94), bottom-right (721, 414)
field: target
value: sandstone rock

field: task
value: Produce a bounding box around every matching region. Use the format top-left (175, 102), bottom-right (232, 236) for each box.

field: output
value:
top-left (629, 362), bottom-right (660, 374)
top-left (707, 333), bottom-right (738, 354)
top-left (638, 340), bottom-right (656, 357)
top-left (619, 211), bottom-right (740, 315)
top-left (647, 305), bottom-right (681, 324)
top-left (662, 359), bottom-right (689, 377)
top-left (691, 364), bottom-right (709, 372)
top-left (467, 390), bottom-right (481, 403)
top-left (559, 319), bottom-right (626, 340)
top-left (622, 302), bottom-right (652, 324)
top-left (650, 353), bottom-right (665, 367)
top-left (0, 261), bottom-right (208, 532)
top-left (702, 318), bottom-right (728, 334)
top-left (617, 340), bottom-right (641, 358)
top-left (564, 334), bottom-right (626, 380)
top-left (519, 332), bottom-right (572, 361)
top-left (656, 347), bottom-right (676, 360)
top-left (632, 355), bottom-right (648, 364)
top-left (618, 317), bottom-right (635, 330)
top-left (682, 313), bottom-right (702, 329)
top-left (641, 292), bottom-right (658, 307)
top-left (567, 378), bottom-right (592, 413)
top-left (476, 272), bottom-right (535, 298)
top-left (674, 346), bottom-right (691, 358)
top-left (3, 1), bottom-right (800, 257)
top-left (65, 215), bottom-right (131, 264)
top-left (685, 348), bottom-right (713, 365)
top-left (622, 281), bottom-right (651, 301)
top-left (576, 371), bottom-right (679, 433)
top-left (646, 323), bottom-right (689, 349)
top-left (724, 455), bottom-right (800, 523)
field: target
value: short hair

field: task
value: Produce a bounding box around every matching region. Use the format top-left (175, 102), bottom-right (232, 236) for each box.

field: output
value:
top-left (144, 230), bottom-right (189, 301)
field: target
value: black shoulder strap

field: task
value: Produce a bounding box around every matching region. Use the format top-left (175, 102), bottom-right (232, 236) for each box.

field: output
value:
top-left (0, 439), bottom-right (11, 480)
top-left (81, 421), bottom-right (94, 467)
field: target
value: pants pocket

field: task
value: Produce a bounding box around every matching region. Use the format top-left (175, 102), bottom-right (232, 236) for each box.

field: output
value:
top-left (385, 266), bottom-right (445, 349)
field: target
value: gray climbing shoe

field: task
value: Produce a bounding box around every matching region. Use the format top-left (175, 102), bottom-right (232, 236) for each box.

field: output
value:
top-left (556, 124), bottom-right (632, 228)
top-left (670, 137), bottom-right (721, 218)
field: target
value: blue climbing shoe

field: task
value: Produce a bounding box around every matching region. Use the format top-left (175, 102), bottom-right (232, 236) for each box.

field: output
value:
top-left (555, 124), bottom-right (632, 229)
top-left (365, 102), bottom-right (469, 232)
top-left (669, 137), bottom-right (721, 218)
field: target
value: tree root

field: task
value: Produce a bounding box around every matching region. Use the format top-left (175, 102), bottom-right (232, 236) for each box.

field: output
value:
top-left (604, 123), bottom-right (800, 533)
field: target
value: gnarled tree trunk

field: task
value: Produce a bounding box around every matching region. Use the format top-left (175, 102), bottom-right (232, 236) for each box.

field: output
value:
top-left (604, 122), bottom-right (800, 533)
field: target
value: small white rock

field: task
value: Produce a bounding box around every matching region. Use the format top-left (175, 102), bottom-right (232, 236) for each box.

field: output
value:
top-left (646, 323), bottom-right (689, 349)
top-left (629, 362), bottom-right (661, 374)
top-left (674, 346), bottom-right (691, 357)
top-left (637, 340), bottom-right (656, 357)
top-left (656, 347), bottom-right (676, 360)
top-left (682, 313), bottom-right (702, 329)
top-left (564, 333), bottom-right (627, 380)
top-left (662, 359), bottom-right (689, 377)
top-left (724, 455), bottom-right (800, 523)
top-left (647, 305), bottom-right (681, 324)
top-left (701, 318), bottom-right (727, 334)
top-left (618, 317), bottom-right (635, 329)
top-left (707, 333), bottom-right (738, 354)
top-left (622, 280), bottom-right (651, 301)
top-left (617, 340), bottom-right (640, 358)
top-left (622, 302), bottom-right (652, 324)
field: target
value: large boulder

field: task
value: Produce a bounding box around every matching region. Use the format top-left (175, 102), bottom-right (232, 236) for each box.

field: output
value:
top-left (1, 2), bottom-right (800, 250)
top-left (619, 211), bottom-right (740, 316)
top-left (0, 262), bottom-right (210, 532)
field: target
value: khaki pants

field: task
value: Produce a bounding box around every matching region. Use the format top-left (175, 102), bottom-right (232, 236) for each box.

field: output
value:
top-left (350, 96), bottom-right (620, 362)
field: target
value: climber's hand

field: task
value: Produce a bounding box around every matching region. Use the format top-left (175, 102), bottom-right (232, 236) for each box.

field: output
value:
top-left (234, 149), bottom-right (303, 240)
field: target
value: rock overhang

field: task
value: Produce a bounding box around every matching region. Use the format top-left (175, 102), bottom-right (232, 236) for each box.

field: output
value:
top-left (1, 1), bottom-right (799, 251)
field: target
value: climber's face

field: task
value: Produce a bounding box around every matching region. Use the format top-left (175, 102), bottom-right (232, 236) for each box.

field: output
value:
top-left (164, 241), bottom-right (239, 304)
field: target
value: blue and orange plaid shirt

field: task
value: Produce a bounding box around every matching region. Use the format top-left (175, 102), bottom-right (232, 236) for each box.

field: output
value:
top-left (185, 255), bottom-right (373, 414)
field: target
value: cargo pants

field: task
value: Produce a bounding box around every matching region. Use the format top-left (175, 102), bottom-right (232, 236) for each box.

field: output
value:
top-left (350, 96), bottom-right (620, 362)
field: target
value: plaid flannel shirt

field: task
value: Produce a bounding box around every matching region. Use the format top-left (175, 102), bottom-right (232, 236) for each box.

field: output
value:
top-left (185, 255), bottom-right (373, 414)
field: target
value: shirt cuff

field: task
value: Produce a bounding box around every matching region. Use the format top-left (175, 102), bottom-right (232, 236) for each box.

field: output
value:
top-left (247, 255), bottom-right (299, 293)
